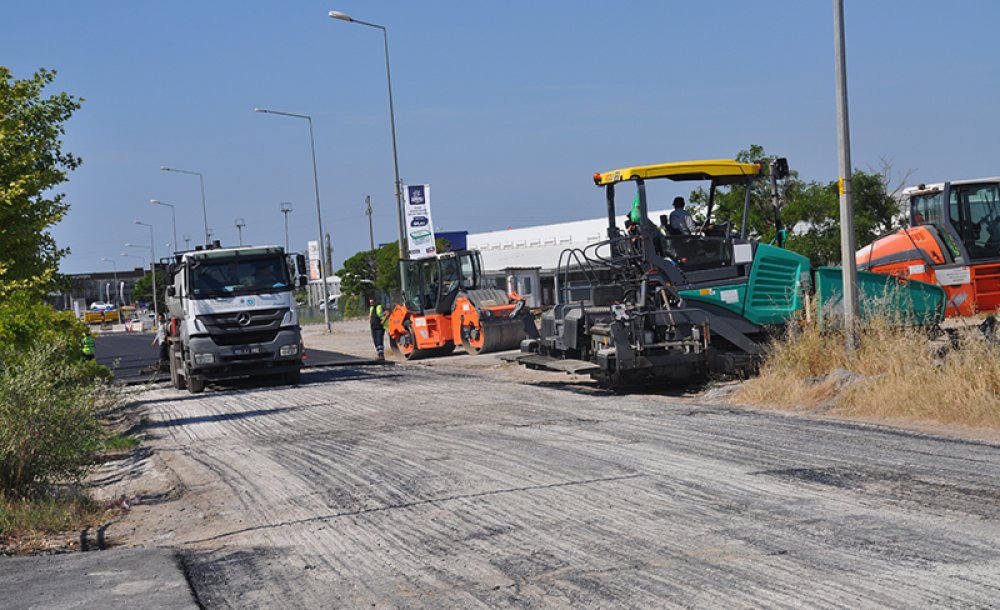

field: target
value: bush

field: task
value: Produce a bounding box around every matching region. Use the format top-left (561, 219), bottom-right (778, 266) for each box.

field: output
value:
top-left (0, 337), bottom-right (120, 496)
top-left (0, 291), bottom-right (119, 497)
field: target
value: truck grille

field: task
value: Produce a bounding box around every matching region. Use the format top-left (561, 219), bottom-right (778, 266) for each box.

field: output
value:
top-left (197, 308), bottom-right (286, 346)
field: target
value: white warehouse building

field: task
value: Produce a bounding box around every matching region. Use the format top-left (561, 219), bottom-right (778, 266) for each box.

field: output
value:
top-left (467, 209), bottom-right (671, 308)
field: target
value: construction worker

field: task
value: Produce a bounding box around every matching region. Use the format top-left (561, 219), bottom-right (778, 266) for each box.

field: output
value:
top-left (81, 333), bottom-right (96, 360)
top-left (152, 312), bottom-right (169, 368)
top-left (369, 297), bottom-right (388, 360)
top-left (669, 196), bottom-right (697, 235)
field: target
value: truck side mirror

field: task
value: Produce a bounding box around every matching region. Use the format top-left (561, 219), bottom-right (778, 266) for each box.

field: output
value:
top-left (166, 285), bottom-right (176, 297)
top-left (295, 254), bottom-right (308, 287)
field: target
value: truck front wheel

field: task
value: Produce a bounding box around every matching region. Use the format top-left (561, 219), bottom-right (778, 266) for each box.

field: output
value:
top-left (187, 376), bottom-right (206, 394)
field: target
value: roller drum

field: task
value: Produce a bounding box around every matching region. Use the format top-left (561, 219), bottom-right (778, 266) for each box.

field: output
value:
top-left (465, 317), bottom-right (525, 354)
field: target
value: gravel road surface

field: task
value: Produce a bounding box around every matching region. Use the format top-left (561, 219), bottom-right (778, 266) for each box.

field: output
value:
top-left (110, 347), bottom-right (1000, 609)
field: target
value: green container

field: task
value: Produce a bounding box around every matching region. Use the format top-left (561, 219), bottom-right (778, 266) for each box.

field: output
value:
top-left (815, 267), bottom-right (945, 328)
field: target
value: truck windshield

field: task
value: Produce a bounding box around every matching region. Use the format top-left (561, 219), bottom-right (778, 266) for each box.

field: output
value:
top-left (189, 256), bottom-right (290, 298)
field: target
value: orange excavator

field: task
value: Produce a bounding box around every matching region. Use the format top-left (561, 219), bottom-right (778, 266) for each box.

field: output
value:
top-left (857, 177), bottom-right (1000, 317)
top-left (386, 249), bottom-right (539, 359)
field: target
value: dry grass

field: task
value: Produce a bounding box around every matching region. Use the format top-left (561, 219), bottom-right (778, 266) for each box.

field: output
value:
top-left (734, 316), bottom-right (1000, 429)
top-left (0, 489), bottom-right (110, 554)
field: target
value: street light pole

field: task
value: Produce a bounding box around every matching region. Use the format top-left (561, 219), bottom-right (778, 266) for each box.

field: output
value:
top-left (235, 218), bottom-right (246, 246)
top-left (329, 10), bottom-right (407, 262)
top-left (160, 167), bottom-right (209, 246)
top-left (149, 199), bottom-right (178, 254)
top-left (254, 107), bottom-right (331, 332)
top-left (120, 253), bottom-right (146, 305)
top-left (134, 221), bottom-right (159, 320)
top-left (833, 0), bottom-right (858, 353)
top-left (100, 257), bottom-right (121, 321)
top-left (280, 202), bottom-right (293, 252)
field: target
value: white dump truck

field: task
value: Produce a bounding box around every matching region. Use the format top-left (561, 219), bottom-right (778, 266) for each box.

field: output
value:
top-left (164, 243), bottom-right (308, 393)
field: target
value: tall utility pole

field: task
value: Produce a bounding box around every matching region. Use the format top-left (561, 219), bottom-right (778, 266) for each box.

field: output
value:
top-left (280, 202), bottom-right (293, 252)
top-left (834, 0), bottom-right (858, 352)
top-left (325, 232), bottom-right (333, 279)
top-left (235, 218), bottom-right (246, 246)
top-left (365, 195), bottom-right (375, 251)
top-left (183, 235), bottom-right (191, 250)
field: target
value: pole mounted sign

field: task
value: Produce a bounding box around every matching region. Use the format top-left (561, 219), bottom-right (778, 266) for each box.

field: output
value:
top-left (307, 240), bottom-right (321, 280)
top-left (404, 184), bottom-right (436, 260)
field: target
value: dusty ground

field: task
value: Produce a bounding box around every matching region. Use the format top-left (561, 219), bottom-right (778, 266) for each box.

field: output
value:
top-left (305, 319), bottom-right (1000, 444)
top-left (81, 319), bottom-right (1000, 608)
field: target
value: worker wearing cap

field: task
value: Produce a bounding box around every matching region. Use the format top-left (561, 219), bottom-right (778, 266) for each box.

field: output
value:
top-left (369, 298), bottom-right (388, 360)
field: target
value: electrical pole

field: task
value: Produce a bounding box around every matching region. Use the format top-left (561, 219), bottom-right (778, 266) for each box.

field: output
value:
top-left (365, 195), bottom-right (375, 251)
top-left (325, 232), bottom-right (333, 279)
top-left (834, 0), bottom-right (859, 352)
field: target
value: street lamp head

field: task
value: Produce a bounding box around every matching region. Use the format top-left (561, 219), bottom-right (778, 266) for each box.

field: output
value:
top-left (150, 199), bottom-right (160, 204)
top-left (253, 107), bottom-right (267, 114)
top-left (280, 202), bottom-right (293, 212)
top-left (328, 10), bottom-right (353, 22)
top-left (160, 166), bottom-right (170, 171)
top-left (134, 220), bottom-right (142, 225)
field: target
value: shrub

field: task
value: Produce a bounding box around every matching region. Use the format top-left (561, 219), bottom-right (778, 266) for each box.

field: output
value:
top-left (0, 291), bottom-right (119, 497)
top-left (0, 337), bottom-right (120, 496)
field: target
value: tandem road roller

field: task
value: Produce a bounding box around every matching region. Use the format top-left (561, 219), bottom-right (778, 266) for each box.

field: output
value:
top-left (387, 249), bottom-right (539, 359)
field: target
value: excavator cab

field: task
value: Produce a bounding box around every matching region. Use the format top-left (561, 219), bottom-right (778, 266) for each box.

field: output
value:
top-left (859, 178), bottom-right (1000, 316)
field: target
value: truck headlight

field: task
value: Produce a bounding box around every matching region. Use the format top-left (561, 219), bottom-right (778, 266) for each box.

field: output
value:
top-left (279, 345), bottom-right (298, 357)
top-left (193, 353), bottom-right (216, 365)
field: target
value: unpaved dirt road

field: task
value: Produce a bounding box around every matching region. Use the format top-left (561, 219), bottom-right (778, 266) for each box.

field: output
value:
top-left (108, 328), bottom-right (1000, 608)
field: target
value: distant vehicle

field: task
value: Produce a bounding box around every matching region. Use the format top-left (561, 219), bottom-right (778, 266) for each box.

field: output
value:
top-left (410, 216), bottom-right (429, 227)
top-left (319, 295), bottom-right (339, 311)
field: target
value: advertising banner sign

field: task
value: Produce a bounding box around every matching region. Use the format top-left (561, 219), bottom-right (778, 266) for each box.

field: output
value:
top-left (307, 240), bottom-right (321, 280)
top-left (404, 184), bottom-right (436, 260)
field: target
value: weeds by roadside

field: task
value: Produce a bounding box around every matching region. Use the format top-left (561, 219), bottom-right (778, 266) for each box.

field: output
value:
top-left (734, 314), bottom-right (1000, 428)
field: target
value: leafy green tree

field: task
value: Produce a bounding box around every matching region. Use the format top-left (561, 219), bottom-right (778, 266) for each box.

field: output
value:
top-left (0, 67), bottom-right (82, 300)
top-left (336, 238), bottom-right (453, 314)
top-left (784, 170), bottom-right (904, 265)
top-left (687, 144), bottom-right (798, 244)
top-left (131, 271), bottom-right (166, 308)
top-left (687, 145), bottom-right (905, 266)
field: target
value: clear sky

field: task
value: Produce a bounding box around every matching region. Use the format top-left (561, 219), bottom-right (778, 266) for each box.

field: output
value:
top-left (4, 1), bottom-right (999, 275)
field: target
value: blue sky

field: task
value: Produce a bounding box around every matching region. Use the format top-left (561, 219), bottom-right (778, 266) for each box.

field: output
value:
top-left (4, 1), bottom-right (999, 274)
